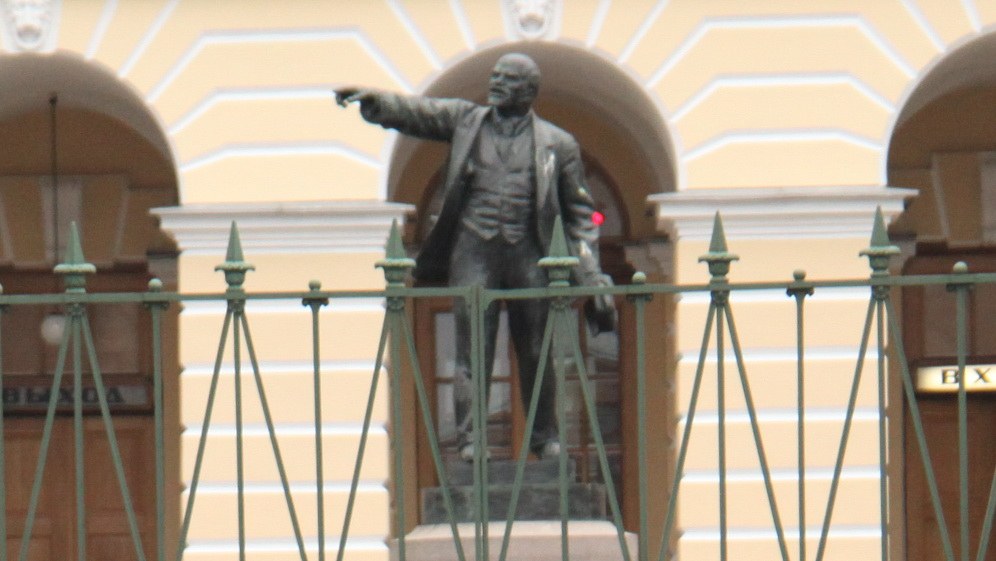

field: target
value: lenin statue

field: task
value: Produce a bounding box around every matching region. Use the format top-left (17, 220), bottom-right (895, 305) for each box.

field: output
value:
top-left (336, 53), bottom-right (612, 461)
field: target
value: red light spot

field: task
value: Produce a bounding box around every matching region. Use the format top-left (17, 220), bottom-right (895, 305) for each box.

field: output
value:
top-left (592, 211), bottom-right (605, 226)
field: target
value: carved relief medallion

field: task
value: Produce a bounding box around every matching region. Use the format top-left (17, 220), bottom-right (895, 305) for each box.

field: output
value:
top-left (503, 0), bottom-right (561, 40)
top-left (1, 0), bottom-right (60, 52)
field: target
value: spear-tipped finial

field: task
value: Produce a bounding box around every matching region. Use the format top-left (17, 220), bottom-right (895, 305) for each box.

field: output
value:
top-left (375, 220), bottom-right (415, 287)
top-left (224, 221), bottom-right (245, 263)
top-left (708, 212), bottom-right (729, 254)
top-left (859, 207), bottom-right (900, 276)
top-left (698, 212), bottom-right (739, 282)
top-left (54, 222), bottom-right (96, 292)
top-left (539, 215), bottom-right (580, 287)
top-left (547, 215), bottom-right (570, 258)
top-left (385, 219), bottom-right (408, 260)
top-left (215, 221), bottom-right (255, 291)
top-left (869, 206), bottom-right (892, 249)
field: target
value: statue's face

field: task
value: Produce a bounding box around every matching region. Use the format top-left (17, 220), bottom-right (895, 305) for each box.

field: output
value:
top-left (487, 55), bottom-right (538, 112)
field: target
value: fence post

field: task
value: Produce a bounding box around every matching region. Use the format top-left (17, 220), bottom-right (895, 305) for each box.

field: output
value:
top-left (859, 207), bottom-right (902, 561)
top-left (375, 220), bottom-right (415, 561)
top-left (538, 216), bottom-right (581, 561)
top-left (215, 223), bottom-right (255, 561)
top-left (697, 213), bottom-right (738, 561)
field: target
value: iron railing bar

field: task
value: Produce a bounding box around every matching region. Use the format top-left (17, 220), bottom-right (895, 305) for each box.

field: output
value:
top-left (883, 298), bottom-right (957, 561)
top-left (148, 290), bottom-right (168, 561)
top-left (566, 311), bottom-right (633, 561)
top-left (17, 304), bottom-right (72, 561)
top-left (554, 307), bottom-right (570, 561)
top-left (336, 314), bottom-right (390, 561)
top-left (480, 272), bottom-right (996, 300)
top-left (73, 311), bottom-right (86, 561)
top-left (814, 297), bottom-right (876, 561)
top-left (390, 310), bottom-right (408, 561)
top-left (722, 305), bottom-right (791, 561)
top-left (239, 313), bottom-right (310, 560)
top-left (150, 304), bottom-right (166, 561)
top-left (176, 309), bottom-right (233, 561)
top-left (303, 290), bottom-right (328, 561)
top-left (233, 306), bottom-right (247, 561)
top-left (498, 305), bottom-right (556, 561)
top-left (953, 282), bottom-right (970, 561)
top-left (976, 465), bottom-right (996, 561)
top-left (398, 313), bottom-right (469, 561)
top-left (5, 271), bottom-right (996, 307)
top-left (0, 301), bottom-right (5, 561)
top-left (655, 303), bottom-right (716, 561)
top-left (787, 277), bottom-right (813, 561)
top-left (631, 287), bottom-right (651, 561)
top-left (469, 286), bottom-right (485, 561)
top-left (80, 311), bottom-right (148, 561)
top-left (716, 298), bottom-right (728, 561)
top-left (875, 300), bottom-right (889, 561)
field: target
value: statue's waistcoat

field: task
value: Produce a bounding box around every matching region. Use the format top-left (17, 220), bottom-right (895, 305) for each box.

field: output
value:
top-left (461, 116), bottom-right (536, 244)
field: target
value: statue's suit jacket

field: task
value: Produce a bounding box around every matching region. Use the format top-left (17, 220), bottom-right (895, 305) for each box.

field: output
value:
top-left (359, 92), bottom-right (600, 283)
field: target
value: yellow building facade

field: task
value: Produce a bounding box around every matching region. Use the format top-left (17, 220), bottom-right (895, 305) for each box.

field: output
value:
top-left (1, 1), bottom-right (994, 561)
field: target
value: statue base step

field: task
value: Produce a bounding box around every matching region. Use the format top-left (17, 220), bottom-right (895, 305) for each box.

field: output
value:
top-left (443, 457), bottom-right (576, 485)
top-left (421, 482), bottom-right (607, 523)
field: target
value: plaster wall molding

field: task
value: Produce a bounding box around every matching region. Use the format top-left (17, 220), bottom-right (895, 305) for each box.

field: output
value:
top-left (648, 185), bottom-right (917, 241)
top-left (1, 0), bottom-right (60, 52)
top-left (153, 201), bottom-right (414, 255)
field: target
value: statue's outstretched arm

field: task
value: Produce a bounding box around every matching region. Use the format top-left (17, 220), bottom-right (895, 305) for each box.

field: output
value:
top-left (334, 88), bottom-right (477, 142)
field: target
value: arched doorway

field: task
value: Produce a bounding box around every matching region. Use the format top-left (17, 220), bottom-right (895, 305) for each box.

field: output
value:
top-left (888, 35), bottom-right (996, 561)
top-left (0, 52), bottom-right (180, 560)
top-left (387, 43), bottom-right (676, 551)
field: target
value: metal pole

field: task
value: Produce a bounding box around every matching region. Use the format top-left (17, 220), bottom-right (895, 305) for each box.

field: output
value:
top-left (72, 310), bottom-right (86, 561)
top-left (630, 273), bottom-right (651, 561)
top-left (304, 282), bottom-right (329, 561)
top-left (233, 303), bottom-right (246, 561)
top-left (788, 271), bottom-right (813, 561)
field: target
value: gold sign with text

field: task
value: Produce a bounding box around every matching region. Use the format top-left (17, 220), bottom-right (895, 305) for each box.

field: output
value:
top-left (915, 365), bottom-right (996, 393)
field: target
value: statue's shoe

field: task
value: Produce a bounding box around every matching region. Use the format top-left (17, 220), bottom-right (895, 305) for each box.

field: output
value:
top-left (458, 444), bottom-right (491, 462)
top-left (538, 441), bottom-right (560, 460)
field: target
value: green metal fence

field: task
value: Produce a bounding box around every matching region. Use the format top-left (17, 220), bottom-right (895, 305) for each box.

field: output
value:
top-left (0, 210), bottom-right (994, 561)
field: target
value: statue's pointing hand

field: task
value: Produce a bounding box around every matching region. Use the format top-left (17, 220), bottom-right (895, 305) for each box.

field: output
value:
top-left (334, 87), bottom-right (377, 108)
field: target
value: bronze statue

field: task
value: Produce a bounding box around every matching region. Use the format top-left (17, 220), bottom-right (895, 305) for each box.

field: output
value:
top-left (336, 53), bottom-right (611, 461)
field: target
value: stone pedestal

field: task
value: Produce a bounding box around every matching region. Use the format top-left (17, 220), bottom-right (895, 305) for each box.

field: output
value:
top-left (420, 458), bottom-right (608, 523)
top-left (390, 521), bottom-right (638, 561)
top-left (399, 459), bottom-right (631, 560)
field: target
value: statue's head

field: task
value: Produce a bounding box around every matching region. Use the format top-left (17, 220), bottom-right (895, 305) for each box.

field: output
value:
top-left (487, 53), bottom-right (540, 115)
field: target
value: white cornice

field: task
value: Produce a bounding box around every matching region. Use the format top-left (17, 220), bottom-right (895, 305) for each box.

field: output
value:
top-left (153, 201), bottom-right (414, 255)
top-left (648, 185), bottom-right (918, 241)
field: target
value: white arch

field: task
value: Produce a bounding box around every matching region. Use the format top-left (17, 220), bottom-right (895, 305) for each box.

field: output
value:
top-left (884, 24), bottom-right (996, 181)
top-left (0, 50), bottom-right (177, 172)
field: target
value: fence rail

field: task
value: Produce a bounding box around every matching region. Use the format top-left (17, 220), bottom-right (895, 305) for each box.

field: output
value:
top-left (0, 212), bottom-right (994, 561)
